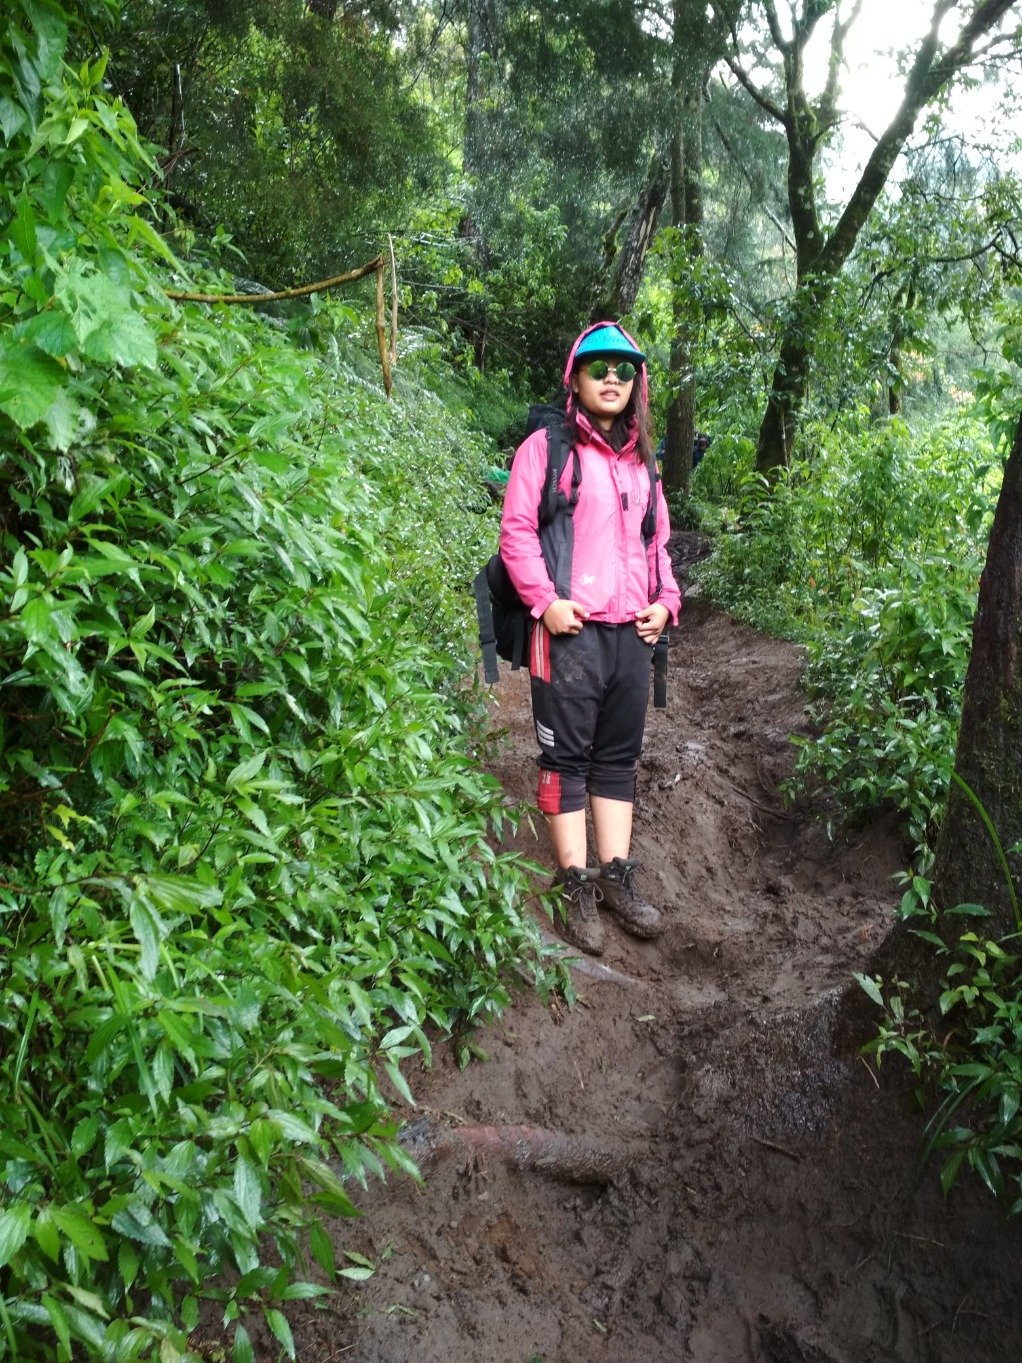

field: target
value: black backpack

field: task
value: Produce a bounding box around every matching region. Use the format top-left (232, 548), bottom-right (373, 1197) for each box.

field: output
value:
top-left (473, 405), bottom-right (669, 707)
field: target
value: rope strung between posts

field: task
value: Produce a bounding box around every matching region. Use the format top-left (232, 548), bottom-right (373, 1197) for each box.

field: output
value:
top-left (164, 244), bottom-right (399, 395)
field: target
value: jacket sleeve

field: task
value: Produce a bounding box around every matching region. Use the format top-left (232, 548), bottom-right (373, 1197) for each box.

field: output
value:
top-left (648, 481), bottom-right (683, 626)
top-left (499, 430), bottom-right (559, 620)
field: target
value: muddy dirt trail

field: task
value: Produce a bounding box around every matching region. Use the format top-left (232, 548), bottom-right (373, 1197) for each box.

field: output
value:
top-left (294, 545), bottom-right (1022, 1363)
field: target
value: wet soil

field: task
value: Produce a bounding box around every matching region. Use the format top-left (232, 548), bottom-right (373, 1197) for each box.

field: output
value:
top-left (291, 538), bottom-right (1022, 1362)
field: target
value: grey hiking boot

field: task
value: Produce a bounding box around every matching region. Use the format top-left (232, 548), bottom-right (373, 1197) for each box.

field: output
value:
top-left (596, 858), bottom-right (663, 939)
top-left (552, 866), bottom-right (604, 956)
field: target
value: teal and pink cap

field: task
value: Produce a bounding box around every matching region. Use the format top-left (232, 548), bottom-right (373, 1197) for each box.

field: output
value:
top-left (571, 323), bottom-right (646, 367)
top-left (564, 321), bottom-right (648, 411)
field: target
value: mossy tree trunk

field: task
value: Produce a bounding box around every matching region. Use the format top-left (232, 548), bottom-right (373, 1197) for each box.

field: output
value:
top-left (661, 0), bottom-right (711, 499)
top-left (931, 409), bottom-right (1022, 936)
top-left (462, 0), bottom-right (500, 369)
top-left (598, 153), bottom-right (669, 320)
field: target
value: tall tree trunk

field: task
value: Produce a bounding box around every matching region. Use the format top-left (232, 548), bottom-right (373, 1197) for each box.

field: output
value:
top-left (461, 0), bottom-right (499, 368)
top-left (662, 127), bottom-right (692, 499)
top-left (931, 410), bottom-right (1022, 936)
top-left (661, 0), bottom-right (708, 499)
top-left (754, 281), bottom-right (826, 474)
top-left (598, 154), bottom-right (669, 319)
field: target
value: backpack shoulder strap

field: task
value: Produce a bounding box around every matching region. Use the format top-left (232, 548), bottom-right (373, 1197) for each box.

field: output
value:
top-left (643, 451), bottom-right (669, 709)
top-left (473, 564), bottom-right (500, 683)
top-left (538, 411), bottom-right (578, 527)
top-left (641, 450), bottom-right (660, 543)
top-left (642, 450), bottom-right (664, 601)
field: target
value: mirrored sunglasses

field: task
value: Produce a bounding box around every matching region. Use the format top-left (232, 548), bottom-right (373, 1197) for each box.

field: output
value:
top-left (583, 359), bottom-right (636, 382)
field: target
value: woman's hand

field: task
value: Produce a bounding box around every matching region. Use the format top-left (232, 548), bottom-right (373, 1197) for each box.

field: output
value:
top-left (634, 602), bottom-right (670, 645)
top-left (542, 599), bottom-right (589, 635)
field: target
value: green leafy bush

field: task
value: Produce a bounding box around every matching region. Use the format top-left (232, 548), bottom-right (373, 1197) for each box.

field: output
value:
top-left (0, 7), bottom-right (550, 1359)
top-left (860, 857), bottom-right (1022, 1212)
top-left (695, 413), bottom-right (996, 855)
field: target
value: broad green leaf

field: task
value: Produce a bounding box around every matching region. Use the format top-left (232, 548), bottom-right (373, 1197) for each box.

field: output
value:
top-left (0, 1202), bottom-right (32, 1268)
top-left (60, 1302), bottom-right (107, 1351)
top-left (110, 1208), bottom-right (171, 1248)
top-left (82, 308), bottom-right (158, 370)
top-left (64, 1285), bottom-right (108, 1318)
top-left (232, 1325), bottom-right (255, 1363)
top-left (854, 973), bottom-right (884, 1008)
top-left (0, 340), bottom-right (65, 429)
top-left (142, 874), bottom-right (222, 913)
top-left (19, 309), bottom-right (78, 358)
top-left (51, 1206), bottom-right (108, 1262)
top-left (338, 1265), bottom-right (374, 1281)
top-left (233, 1156), bottom-right (262, 1229)
top-left (160, 1337), bottom-right (184, 1363)
top-left (280, 1281), bottom-right (330, 1301)
top-left (129, 901), bottom-right (161, 981)
top-left (43, 388), bottom-right (80, 452)
top-left (267, 1111), bottom-right (318, 1145)
top-left (173, 1235), bottom-right (200, 1285)
top-left (0, 96), bottom-right (28, 142)
top-left (10, 191), bottom-right (37, 262)
top-left (33, 1207), bottom-right (60, 1262)
top-left (118, 1240), bottom-right (139, 1292)
top-left (23, 0), bottom-right (69, 80)
top-left (39, 157), bottom-right (73, 221)
top-left (265, 1309), bottom-right (295, 1360)
top-left (308, 1219), bottom-right (335, 1278)
top-left (42, 1293), bottom-right (71, 1359)
top-left (226, 752), bottom-right (267, 789)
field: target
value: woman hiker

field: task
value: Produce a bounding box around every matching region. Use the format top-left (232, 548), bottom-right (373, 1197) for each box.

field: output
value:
top-left (499, 322), bottom-right (682, 955)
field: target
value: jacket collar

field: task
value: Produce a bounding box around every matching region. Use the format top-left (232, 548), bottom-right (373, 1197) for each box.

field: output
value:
top-left (575, 407), bottom-right (638, 459)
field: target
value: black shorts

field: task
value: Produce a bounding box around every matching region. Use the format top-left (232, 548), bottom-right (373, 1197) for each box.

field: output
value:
top-left (529, 620), bottom-right (653, 814)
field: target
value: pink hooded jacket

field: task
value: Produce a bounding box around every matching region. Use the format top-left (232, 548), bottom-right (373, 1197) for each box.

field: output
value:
top-left (499, 323), bottom-right (682, 627)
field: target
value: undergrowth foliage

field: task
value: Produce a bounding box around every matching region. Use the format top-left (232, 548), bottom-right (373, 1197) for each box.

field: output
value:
top-left (696, 413), bottom-right (996, 858)
top-left (0, 6), bottom-right (549, 1359)
top-left (859, 842), bottom-right (1022, 1214)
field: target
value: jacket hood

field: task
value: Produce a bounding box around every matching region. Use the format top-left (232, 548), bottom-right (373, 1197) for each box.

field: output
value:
top-left (563, 320), bottom-right (649, 413)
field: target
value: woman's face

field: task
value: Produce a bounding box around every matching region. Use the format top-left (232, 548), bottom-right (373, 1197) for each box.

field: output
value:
top-left (571, 356), bottom-right (635, 431)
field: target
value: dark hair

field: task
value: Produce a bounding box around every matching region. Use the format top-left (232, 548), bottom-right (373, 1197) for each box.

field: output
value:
top-left (567, 368), bottom-right (653, 464)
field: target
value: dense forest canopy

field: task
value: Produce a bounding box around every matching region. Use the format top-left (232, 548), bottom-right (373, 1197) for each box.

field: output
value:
top-left (108, 0), bottom-right (1022, 501)
top-left (3, 0), bottom-right (1022, 1358)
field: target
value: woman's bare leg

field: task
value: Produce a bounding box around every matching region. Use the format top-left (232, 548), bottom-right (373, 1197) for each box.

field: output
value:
top-left (590, 795), bottom-right (632, 864)
top-left (545, 810), bottom-right (588, 869)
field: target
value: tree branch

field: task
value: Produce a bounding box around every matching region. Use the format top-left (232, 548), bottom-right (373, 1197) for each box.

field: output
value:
top-left (721, 53), bottom-right (788, 123)
top-left (819, 0), bottom-right (864, 129)
top-left (820, 0), bottom-right (1018, 275)
top-left (762, 0), bottom-right (791, 52)
top-left (165, 257), bottom-right (385, 304)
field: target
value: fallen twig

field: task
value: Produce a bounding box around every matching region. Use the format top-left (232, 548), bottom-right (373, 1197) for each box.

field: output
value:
top-left (751, 1133), bottom-right (801, 1162)
top-left (166, 257), bottom-right (384, 304)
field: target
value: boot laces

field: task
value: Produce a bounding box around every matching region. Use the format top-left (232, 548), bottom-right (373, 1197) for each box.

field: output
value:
top-left (563, 872), bottom-right (603, 914)
top-left (608, 858), bottom-right (637, 894)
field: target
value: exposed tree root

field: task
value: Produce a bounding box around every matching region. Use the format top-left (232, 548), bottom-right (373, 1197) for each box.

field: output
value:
top-left (538, 931), bottom-right (645, 987)
top-left (399, 1116), bottom-right (628, 1185)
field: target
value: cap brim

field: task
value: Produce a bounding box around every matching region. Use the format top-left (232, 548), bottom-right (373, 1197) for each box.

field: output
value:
top-left (574, 345), bottom-right (646, 366)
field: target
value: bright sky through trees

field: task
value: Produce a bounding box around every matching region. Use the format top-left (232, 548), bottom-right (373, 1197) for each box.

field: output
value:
top-left (798, 0), bottom-right (1022, 197)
